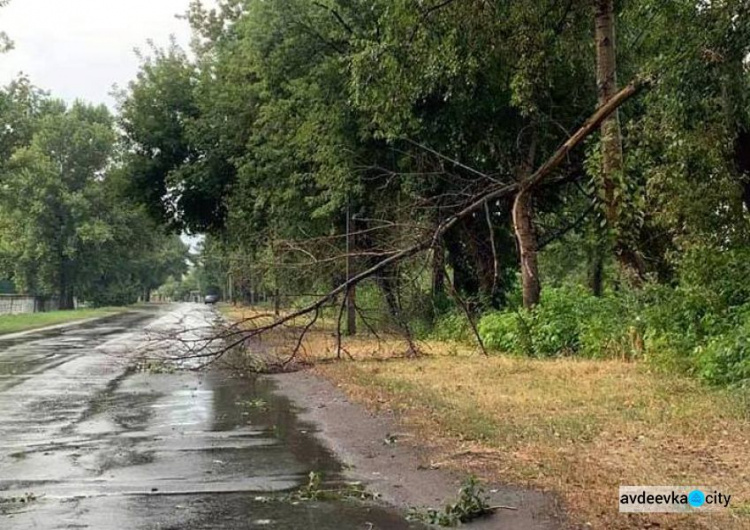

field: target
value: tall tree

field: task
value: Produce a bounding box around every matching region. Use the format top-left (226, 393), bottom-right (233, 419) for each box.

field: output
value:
top-left (594, 0), bottom-right (643, 287)
top-left (0, 102), bottom-right (115, 308)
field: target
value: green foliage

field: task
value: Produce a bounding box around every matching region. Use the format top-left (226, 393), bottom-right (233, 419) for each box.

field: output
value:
top-left (678, 247), bottom-right (750, 309)
top-left (578, 296), bottom-right (639, 360)
top-left (431, 311), bottom-right (473, 343)
top-left (696, 317), bottom-right (750, 387)
top-left (478, 286), bottom-right (642, 359)
top-left (479, 287), bottom-right (613, 358)
top-left (408, 477), bottom-right (493, 527)
top-left (475, 278), bottom-right (750, 386)
top-left (0, 0), bottom-right (12, 54)
top-left (0, 82), bottom-right (188, 306)
top-left (285, 471), bottom-right (377, 503)
top-left (478, 310), bottom-right (531, 356)
top-left (104, 0), bottom-right (750, 390)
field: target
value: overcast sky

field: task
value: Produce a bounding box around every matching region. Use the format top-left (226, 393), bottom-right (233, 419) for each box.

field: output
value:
top-left (0, 0), bottom-right (195, 108)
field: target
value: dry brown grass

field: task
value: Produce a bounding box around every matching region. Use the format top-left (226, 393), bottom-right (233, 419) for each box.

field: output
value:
top-left (221, 304), bottom-right (750, 529)
top-left (219, 304), bottom-right (463, 364)
top-left (318, 357), bottom-right (750, 529)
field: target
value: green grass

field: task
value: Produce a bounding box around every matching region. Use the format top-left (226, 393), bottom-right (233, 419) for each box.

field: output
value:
top-left (0, 307), bottom-right (129, 335)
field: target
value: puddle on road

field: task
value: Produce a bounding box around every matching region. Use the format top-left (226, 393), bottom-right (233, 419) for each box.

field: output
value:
top-left (1, 307), bottom-right (426, 529)
top-left (0, 311), bottom-right (157, 391)
top-left (2, 367), bottom-right (426, 529)
top-left (126, 372), bottom-right (427, 529)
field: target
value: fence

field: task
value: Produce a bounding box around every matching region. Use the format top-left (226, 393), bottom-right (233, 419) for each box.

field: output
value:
top-left (0, 295), bottom-right (61, 315)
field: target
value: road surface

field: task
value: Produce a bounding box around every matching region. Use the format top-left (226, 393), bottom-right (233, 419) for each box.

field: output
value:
top-left (0, 304), bottom-right (423, 529)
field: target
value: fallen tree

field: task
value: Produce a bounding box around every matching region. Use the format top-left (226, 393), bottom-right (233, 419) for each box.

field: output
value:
top-left (169, 77), bottom-right (649, 369)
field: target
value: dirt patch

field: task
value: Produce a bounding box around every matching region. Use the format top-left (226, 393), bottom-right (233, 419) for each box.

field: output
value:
top-left (270, 370), bottom-right (565, 530)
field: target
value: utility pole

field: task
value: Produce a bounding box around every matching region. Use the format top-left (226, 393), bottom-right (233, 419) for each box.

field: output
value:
top-left (273, 231), bottom-right (281, 315)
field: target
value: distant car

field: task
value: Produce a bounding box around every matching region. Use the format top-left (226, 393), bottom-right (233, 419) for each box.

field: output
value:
top-left (204, 294), bottom-right (220, 305)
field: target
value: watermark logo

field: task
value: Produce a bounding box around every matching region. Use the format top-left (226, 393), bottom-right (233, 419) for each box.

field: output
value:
top-left (688, 490), bottom-right (706, 508)
top-left (619, 486), bottom-right (731, 513)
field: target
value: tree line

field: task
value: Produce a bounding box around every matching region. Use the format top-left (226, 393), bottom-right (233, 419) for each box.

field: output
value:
top-left (120, 0), bottom-right (750, 382)
top-left (4, 0), bottom-right (750, 382)
top-left (0, 77), bottom-right (188, 308)
top-left (119, 0), bottom-right (750, 305)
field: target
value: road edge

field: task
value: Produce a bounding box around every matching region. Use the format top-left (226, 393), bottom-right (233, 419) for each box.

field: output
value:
top-left (0, 308), bottom-right (144, 340)
top-left (269, 370), bottom-right (566, 530)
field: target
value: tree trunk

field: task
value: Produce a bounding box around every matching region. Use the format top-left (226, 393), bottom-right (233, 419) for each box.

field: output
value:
top-left (58, 258), bottom-right (75, 310)
top-left (431, 240), bottom-right (445, 299)
top-left (595, 0), bottom-right (643, 285)
top-left (377, 271), bottom-right (401, 321)
top-left (595, 0), bottom-right (621, 228)
top-left (345, 207), bottom-right (357, 336)
top-left (444, 224), bottom-right (479, 297)
top-left (346, 286), bottom-right (357, 336)
top-left (588, 240), bottom-right (604, 296)
top-left (512, 189), bottom-right (540, 309)
top-left (735, 128), bottom-right (750, 211)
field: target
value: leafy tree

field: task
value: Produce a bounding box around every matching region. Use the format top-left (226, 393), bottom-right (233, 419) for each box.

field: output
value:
top-left (117, 0), bottom-right (750, 382)
top-left (0, 92), bottom-right (189, 307)
top-left (0, 101), bottom-right (115, 308)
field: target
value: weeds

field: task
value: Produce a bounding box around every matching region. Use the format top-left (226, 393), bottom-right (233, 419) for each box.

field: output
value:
top-left (408, 477), bottom-right (494, 527)
top-left (290, 471), bottom-right (378, 502)
top-left (252, 471), bottom-right (379, 506)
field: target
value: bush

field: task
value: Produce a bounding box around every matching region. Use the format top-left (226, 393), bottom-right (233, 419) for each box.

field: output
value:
top-left (431, 310), bottom-right (473, 342)
top-left (478, 286), bottom-right (615, 358)
top-left (578, 295), bottom-right (641, 359)
top-left (694, 310), bottom-right (750, 387)
top-left (478, 310), bottom-right (531, 355)
top-left (679, 247), bottom-right (750, 309)
top-left (531, 287), bottom-right (591, 356)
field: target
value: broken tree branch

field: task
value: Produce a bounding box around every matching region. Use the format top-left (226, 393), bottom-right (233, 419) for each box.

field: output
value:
top-left (187, 78), bottom-right (648, 367)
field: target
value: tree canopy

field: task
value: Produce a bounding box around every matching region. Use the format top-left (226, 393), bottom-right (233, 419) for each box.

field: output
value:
top-left (2, 0), bottom-right (750, 383)
top-left (0, 83), bottom-right (188, 307)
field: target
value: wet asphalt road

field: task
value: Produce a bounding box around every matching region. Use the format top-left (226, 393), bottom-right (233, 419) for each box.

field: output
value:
top-left (0, 304), bottom-right (423, 529)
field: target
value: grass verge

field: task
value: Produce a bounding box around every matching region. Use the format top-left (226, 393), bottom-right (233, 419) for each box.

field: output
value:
top-left (318, 357), bottom-right (750, 529)
top-left (0, 307), bottom-right (129, 336)
top-left (221, 304), bottom-right (750, 529)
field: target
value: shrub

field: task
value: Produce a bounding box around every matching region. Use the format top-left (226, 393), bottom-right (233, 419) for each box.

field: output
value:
top-left (478, 286), bottom-right (600, 358)
top-left (431, 310), bottom-right (473, 342)
top-left (531, 287), bottom-right (591, 356)
top-left (478, 310), bottom-right (531, 355)
top-left (578, 295), bottom-right (641, 359)
top-left (451, 281), bottom-right (750, 387)
top-left (695, 310), bottom-right (750, 387)
top-left (679, 247), bottom-right (750, 309)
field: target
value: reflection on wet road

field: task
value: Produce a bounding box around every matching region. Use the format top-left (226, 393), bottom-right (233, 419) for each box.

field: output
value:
top-left (0, 304), bottom-right (423, 529)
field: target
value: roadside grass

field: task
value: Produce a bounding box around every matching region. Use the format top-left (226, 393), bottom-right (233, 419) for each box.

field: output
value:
top-left (318, 357), bottom-right (750, 530)
top-left (218, 304), bottom-right (424, 363)
top-left (221, 304), bottom-right (750, 529)
top-left (0, 307), bottom-right (129, 336)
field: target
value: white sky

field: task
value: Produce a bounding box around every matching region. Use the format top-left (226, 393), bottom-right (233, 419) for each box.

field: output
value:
top-left (0, 0), bottom-right (195, 108)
